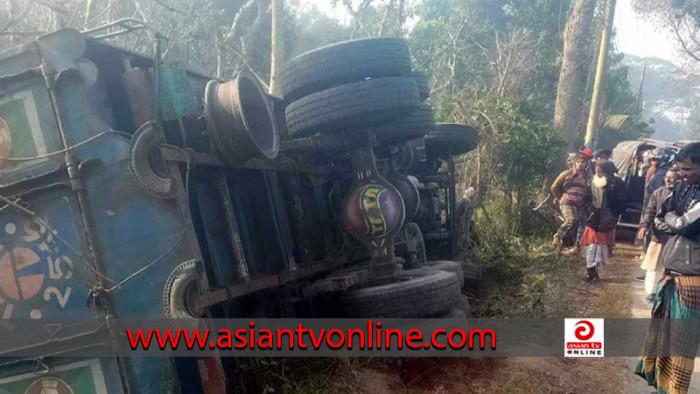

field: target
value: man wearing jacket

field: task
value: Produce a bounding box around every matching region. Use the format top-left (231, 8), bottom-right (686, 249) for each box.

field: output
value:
top-left (635, 142), bottom-right (700, 394)
top-left (551, 153), bottom-right (590, 249)
top-left (636, 168), bottom-right (678, 302)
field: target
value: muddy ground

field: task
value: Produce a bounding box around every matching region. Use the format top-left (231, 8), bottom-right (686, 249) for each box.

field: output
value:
top-left (253, 242), bottom-right (700, 393)
top-left (352, 243), bottom-right (662, 394)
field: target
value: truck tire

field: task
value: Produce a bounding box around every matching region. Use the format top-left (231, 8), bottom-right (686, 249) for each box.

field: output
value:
top-left (427, 260), bottom-right (464, 288)
top-left (375, 104), bottom-right (435, 144)
top-left (127, 121), bottom-right (179, 199)
top-left (412, 71), bottom-right (430, 100)
top-left (425, 123), bottom-right (480, 158)
top-left (461, 261), bottom-right (484, 289)
top-left (285, 77), bottom-right (420, 137)
top-left (280, 38), bottom-right (412, 102)
top-left (163, 260), bottom-right (202, 320)
top-left (341, 269), bottom-right (460, 318)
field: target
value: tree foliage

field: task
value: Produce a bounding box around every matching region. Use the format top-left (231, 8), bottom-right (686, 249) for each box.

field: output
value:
top-left (681, 106), bottom-right (700, 139)
top-left (410, 0), bottom-right (569, 112)
top-left (633, 0), bottom-right (700, 63)
top-left (0, 0), bottom-right (646, 231)
top-left (453, 95), bottom-right (564, 232)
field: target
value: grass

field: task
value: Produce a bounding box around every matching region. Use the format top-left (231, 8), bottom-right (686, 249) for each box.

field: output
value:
top-left (247, 358), bottom-right (373, 394)
top-left (591, 283), bottom-right (631, 318)
top-left (470, 198), bottom-right (582, 318)
top-left (242, 197), bottom-right (620, 393)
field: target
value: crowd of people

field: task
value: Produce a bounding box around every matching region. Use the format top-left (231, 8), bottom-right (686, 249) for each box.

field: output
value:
top-left (550, 147), bottom-right (626, 283)
top-left (549, 142), bottom-right (700, 394)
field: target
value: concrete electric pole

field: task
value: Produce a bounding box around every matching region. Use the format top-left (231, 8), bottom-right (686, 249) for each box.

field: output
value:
top-left (584, 0), bottom-right (617, 151)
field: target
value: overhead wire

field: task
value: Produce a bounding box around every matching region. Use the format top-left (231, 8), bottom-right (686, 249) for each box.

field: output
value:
top-left (0, 132), bottom-right (195, 294)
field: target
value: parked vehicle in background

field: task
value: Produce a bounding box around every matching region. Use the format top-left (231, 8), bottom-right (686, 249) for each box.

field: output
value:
top-left (0, 24), bottom-right (480, 393)
top-left (611, 138), bottom-right (696, 231)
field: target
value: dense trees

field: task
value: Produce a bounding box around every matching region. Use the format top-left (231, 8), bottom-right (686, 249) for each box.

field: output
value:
top-left (0, 0), bottom-right (650, 225)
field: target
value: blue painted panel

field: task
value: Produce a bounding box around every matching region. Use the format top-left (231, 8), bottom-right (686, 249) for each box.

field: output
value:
top-left (0, 188), bottom-right (98, 320)
top-left (0, 29), bottom-right (207, 393)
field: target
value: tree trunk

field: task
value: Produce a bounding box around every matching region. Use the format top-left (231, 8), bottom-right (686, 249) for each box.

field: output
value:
top-left (553, 0), bottom-right (596, 153)
top-left (269, 0), bottom-right (284, 95)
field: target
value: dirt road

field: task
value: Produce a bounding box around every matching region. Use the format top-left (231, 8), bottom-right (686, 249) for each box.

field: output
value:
top-left (355, 243), bottom-right (699, 393)
top-left (273, 242), bottom-right (697, 393)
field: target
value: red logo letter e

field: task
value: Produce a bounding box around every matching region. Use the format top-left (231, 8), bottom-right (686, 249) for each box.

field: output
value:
top-left (574, 320), bottom-right (594, 341)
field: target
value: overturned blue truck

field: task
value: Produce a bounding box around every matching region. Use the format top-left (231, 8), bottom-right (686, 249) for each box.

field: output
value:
top-left (0, 23), bottom-right (480, 393)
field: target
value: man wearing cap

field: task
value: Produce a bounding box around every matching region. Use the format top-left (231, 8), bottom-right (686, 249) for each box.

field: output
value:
top-left (594, 149), bottom-right (612, 164)
top-left (551, 153), bottom-right (591, 249)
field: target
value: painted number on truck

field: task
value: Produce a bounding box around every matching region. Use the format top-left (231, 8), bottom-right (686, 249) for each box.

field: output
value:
top-left (44, 286), bottom-right (71, 308)
top-left (0, 218), bottom-right (73, 320)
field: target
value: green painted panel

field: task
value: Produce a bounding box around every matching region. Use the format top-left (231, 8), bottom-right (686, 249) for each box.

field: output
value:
top-left (0, 360), bottom-right (107, 394)
top-left (0, 98), bottom-right (40, 158)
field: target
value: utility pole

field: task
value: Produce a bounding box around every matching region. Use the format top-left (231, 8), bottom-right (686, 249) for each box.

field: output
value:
top-left (637, 65), bottom-right (647, 112)
top-left (584, 0), bottom-right (617, 151)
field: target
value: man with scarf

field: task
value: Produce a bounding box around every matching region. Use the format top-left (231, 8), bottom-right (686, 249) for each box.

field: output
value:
top-left (635, 142), bottom-right (700, 394)
top-left (579, 160), bottom-right (627, 283)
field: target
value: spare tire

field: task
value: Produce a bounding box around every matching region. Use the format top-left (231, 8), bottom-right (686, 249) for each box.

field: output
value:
top-left (425, 123), bottom-right (480, 159)
top-left (280, 38), bottom-right (412, 102)
top-left (163, 260), bottom-right (203, 320)
top-left (127, 121), bottom-right (179, 199)
top-left (412, 71), bottom-right (430, 100)
top-left (285, 77), bottom-right (420, 137)
top-left (427, 260), bottom-right (464, 288)
top-left (375, 104), bottom-right (435, 144)
top-left (341, 269), bottom-right (461, 318)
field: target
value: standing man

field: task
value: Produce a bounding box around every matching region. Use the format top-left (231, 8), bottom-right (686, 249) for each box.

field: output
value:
top-left (645, 149), bottom-right (676, 208)
top-left (635, 142), bottom-right (700, 394)
top-left (593, 149), bottom-right (612, 164)
top-left (636, 169), bottom-right (678, 302)
top-left (579, 160), bottom-right (627, 283)
top-left (551, 153), bottom-right (590, 250)
top-left (637, 148), bottom-right (674, 263)
top-left (645, 151), bottom-right (658, 188)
